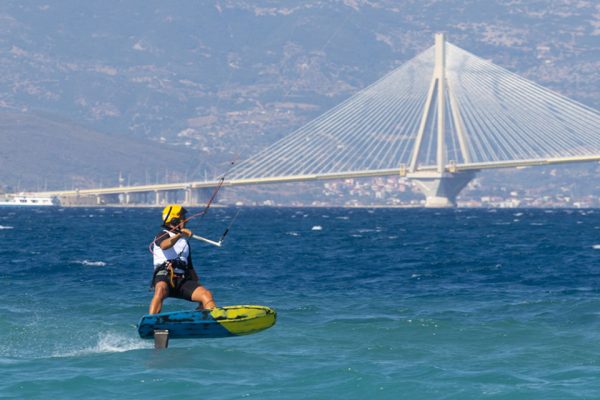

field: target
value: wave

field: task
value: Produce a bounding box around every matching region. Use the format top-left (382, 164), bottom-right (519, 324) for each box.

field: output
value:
top-left (53, 332), bottom-right (151, 357)
top-left (0, 225), bottom-right (14, 230)
top-left (73, 260), bottom-right (107, 267)
top-left (357, 228), bottom-right (376, 233)
top-left (0, 358), bottom-right (18, 365)
top-left (311, 225), bottom-right (323, 231)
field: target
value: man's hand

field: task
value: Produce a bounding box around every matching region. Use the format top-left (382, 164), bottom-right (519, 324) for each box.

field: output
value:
top-left (179, 228), bottom-right (193, 238)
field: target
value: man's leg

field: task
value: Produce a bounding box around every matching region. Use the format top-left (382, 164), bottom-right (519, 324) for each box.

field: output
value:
top-left (149, 281), bottom-right (169, 314)
top-left (191, 286), bottom-right (217, 310)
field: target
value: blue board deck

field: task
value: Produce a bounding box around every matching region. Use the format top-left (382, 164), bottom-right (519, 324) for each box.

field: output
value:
top-left (137, 305), bottom-right (276, 339)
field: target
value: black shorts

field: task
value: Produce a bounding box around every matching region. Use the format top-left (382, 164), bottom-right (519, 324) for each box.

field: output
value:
top-left (153, 271), bottom-right (202, 301)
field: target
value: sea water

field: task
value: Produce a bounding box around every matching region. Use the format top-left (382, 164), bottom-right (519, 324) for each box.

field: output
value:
top-left (1, 207), bottom-right (600, 399)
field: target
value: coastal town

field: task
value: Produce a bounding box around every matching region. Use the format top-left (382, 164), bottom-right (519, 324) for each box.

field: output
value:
top-left (217, 169), bottom-right (600, 209)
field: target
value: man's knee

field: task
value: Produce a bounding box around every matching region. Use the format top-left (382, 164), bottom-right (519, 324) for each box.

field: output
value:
top-left (192, 286), bottom-right (213, 301)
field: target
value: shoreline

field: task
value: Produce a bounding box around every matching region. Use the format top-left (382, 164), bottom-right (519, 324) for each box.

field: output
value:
top-left (3, 203), bottom-right (596, 210)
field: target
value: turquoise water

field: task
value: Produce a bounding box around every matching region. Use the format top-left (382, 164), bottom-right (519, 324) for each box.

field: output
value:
top-left (1, 207), bottom-right (600, 399)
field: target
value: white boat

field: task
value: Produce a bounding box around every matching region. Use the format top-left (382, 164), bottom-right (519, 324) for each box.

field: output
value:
top-left (0, 195), bottom-right (57, 206)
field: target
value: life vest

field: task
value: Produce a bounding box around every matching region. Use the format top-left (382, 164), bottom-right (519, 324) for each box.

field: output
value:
top-left (153, 230), bottom-right (190, 274)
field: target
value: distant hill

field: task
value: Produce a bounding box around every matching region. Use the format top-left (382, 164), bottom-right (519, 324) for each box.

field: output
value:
top-left (0, 112), bottom-right (204, 191)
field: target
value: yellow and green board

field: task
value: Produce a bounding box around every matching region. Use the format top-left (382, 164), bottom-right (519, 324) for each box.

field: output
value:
top-left (137, 305), bottom-right (276, 339)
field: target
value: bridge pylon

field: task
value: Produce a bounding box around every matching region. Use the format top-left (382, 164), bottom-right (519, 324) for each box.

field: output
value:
top-left (407, 33), bottom-right (475, 206)
top-left (408, 170), bottom-right (476, 207)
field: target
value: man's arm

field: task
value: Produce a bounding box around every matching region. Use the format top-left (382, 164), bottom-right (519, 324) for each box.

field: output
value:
top-left (159, 229), bottom-right (192, 250)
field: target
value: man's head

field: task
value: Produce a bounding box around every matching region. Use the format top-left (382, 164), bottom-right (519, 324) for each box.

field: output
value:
top-left (162, 204), bottom-right (188, 227)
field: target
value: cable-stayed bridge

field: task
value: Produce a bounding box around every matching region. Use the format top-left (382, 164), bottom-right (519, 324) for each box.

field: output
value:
top-left (22, 34), bottom-right (600, 207)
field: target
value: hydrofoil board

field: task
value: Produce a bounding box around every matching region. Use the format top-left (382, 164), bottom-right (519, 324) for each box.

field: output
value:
top-left (138, 305), bottom-right (276, 348)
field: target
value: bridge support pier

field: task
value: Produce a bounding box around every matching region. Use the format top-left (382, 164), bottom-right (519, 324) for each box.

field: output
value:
top-left (184, 187), bottom-right (192, 205)
top-left (118, 192), bottom-right (135, 205)
top-left (409, 171), bottom-right (476, 207)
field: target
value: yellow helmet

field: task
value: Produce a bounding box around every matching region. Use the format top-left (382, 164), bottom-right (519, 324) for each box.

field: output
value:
top-left (162, 204), bottom-right (187, 225)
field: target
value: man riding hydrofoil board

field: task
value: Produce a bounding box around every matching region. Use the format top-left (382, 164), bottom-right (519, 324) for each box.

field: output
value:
top-left (149, 204), bottom-right (217, 314)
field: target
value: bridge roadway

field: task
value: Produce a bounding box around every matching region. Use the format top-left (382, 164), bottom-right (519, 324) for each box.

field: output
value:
top-left (22, 154), bottom-right (600, 204)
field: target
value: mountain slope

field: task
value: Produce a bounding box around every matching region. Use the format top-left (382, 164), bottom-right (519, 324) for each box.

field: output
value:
top-left (0, 112), bottom-right (201, 191)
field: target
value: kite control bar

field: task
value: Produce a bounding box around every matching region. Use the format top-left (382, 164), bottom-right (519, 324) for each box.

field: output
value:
top-left (191, 234), bottom-right (222, 247)
top-left (189, 209), bottom-right (240, 248)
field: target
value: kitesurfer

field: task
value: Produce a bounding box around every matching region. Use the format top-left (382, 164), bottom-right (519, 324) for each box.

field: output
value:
top-left (149, 204), bottom-right (217, 314)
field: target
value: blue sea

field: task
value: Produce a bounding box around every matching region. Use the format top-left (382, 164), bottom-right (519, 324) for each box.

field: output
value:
top-left (2, 207), bottom-right (600, 399)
